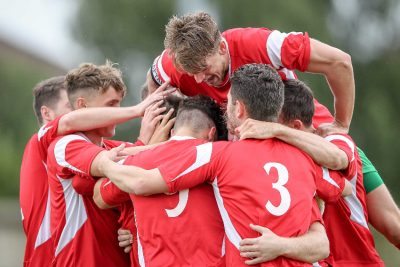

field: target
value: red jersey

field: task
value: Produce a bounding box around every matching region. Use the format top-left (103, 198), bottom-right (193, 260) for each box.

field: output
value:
top-left (100, 136), bottom-right (225, 266)
top-left (151, 27), bottom-right (334, 127)
top-left (158, 139), bottom-right (340, 266)
top-left (46, 133), bottom-right (131, 267)
top-left (322, 134), bottom-right (384, 266)
top-left (19, 116), bottom-right (64, 267)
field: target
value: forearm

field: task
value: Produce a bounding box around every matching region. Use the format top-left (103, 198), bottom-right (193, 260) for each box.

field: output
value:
top-left (280, 223), bottom-right (329, 263)
top-left (276, 125), bottom-right (348, 170)
top-left (58, 106), bottom-right (141, 135)
top-left (308, 39), bottom-right (355, 128)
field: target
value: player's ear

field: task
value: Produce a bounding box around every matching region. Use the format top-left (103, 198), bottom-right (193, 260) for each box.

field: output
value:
top-left (219, 40), bottom-right (227, 55)
top-left (207, 126), bottom-right (217, 141)
top-left (293, 119), bottom-right (303, 130)
top-left (76, 97), bottom-right (87, 109)
top-left (236, 100), bottom-right (246, 119)
top-left (41, 105), bottom-right (52, 124)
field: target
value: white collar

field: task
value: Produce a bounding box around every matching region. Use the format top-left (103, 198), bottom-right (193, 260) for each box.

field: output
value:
top-left (169, 135), bottom-right (196, 141)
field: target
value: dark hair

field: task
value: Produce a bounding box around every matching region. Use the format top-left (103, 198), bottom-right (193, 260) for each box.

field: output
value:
top-left (230, 64), bottom-right (284, 122)
top-left (175, 95), bottom-right (227, 140)
top-left (65, 61), bottom-right (126, 107)
top-left (281, 79), bottom-right (315, 127)
top-left (140, 82), bottom-right (149, 101)
top-left (33, 76), bottom-right (66, 125)
top-left (162, 94), bottom-right (183, 119)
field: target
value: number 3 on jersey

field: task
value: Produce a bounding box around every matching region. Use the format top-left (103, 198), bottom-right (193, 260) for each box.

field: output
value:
top-left (264, 162), bottom-right (291, 216)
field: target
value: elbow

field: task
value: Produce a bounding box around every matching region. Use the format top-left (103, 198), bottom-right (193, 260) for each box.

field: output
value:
top-left (334, 51), bottom-right (353, 73)
top-left (127, 177), bottom-right (149, 196)
top-left (329, 151), bottom-right (349, 171)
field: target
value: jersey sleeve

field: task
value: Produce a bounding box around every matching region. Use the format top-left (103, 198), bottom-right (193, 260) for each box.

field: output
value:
top-left (266, 30), bottom-right (311, 71)
top-left (72, 175), bottom-right (96, 196)
top-left (37, 115), bottom-right (63, 152)
top-left (150, 49), bottom-right (181, 87)
top-left (52, 134), bottom-right (104, 178)
top-left (315, 166), bottom-right (345, 203)
top-left (158, 142), bottom-right (222, 193)
top-left (100, 178), bottom-right (131, 206)
top-left (325, 134), bottom-right (357, 179)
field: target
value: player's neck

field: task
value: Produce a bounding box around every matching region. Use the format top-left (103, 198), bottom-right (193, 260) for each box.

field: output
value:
top-left (173, 128), bottom-right (202, 140)
top-left (82, 130), bottom-right (103, 146)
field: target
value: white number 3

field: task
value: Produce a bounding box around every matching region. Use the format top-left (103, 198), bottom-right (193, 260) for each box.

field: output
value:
top-left (264, 162), bottom-right (291, 216)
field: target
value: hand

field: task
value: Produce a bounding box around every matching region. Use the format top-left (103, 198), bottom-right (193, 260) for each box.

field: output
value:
top-left (316, 121), bottom-right (349, 137)
top-left (239, 224), bottom-right (284, 265)
top-left (118, 228), bottom-right (133, 254)
top-left (148, 108), bottom-right (176, 144)
top-left (136, 80), bottom-right (176, 115)
top-left (235, 119), bottom-right (280, 140)
top-left (97, 144), bottom-right (126, 175)
top-left (137, 100), bottom-right (167, 144)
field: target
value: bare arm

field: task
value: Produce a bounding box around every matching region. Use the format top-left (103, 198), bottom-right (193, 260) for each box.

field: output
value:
top-left (237, 119), bottom-right (348, 170)
top-left (367, 184), bottom-right (400, 248)
top-left (239, 222), bottom-right (329, 265)
top-left (307, 39), bottom-right (355, 134)
top-left (57, 81), bottom-right (174, 135)
top-left (93, 178), bottom-right (115, 209)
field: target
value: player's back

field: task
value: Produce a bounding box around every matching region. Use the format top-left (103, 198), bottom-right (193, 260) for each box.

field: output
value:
top-left (125, 137), bottom-right (225, 266)
top-left (46, 134), bottom-right (130, 267)
top-left (214, 138), bottom-right (319, 266)
top-left (20, 133), bottom-right (53, 267)
top-left (323, 148), bottom-right (384, 267)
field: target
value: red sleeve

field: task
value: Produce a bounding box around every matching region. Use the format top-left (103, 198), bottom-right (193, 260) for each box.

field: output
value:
top-left (280, 32), bottom-right (311, 71)
top-left (37, 115), bottom-right (63, 153)
top-left (72, 175), bottom-right (96, 196)
top-left (325, 134), bottom-right (357, 179)
top-left (158, 142), bottom-right (221, 193)
top-left (100, 178), bottom-right (131, 206)
top-left (150, 49), bottom-right (182, 88)
top-left (315, 166), bottom-right (345, 203)
top-left (53, 134), bottom-right (104, 178)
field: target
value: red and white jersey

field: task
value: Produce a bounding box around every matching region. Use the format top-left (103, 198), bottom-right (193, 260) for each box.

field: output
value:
top-left (46, 133), bottom-right (131, 267)
top-left (101, 136), bottom-right (225, 267)
top-left (151, 27), bottom-right (334, 127)
top-left (19, 116), bottom-right (64, 267)
top-left (322, 134), bottom-right (384, 267)
top-left (158, 138), bottom-right (338, 266)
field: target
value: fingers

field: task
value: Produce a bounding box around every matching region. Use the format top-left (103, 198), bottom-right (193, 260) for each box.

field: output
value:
top-left (249, 223), bottom-right (269, 234)
top-left (240, 251), bottom-right (260, 259)
top-left (123, 245), bottom-right (132, 254)
top-left (154, 80), bottom-right (170, 93)
top-left (244, 256), bottom-right (264, 265)
top-left (165, 117), bottom-right (176, 131)
top-left (160, 108), bottom-right (174, 126)
top-left (239, 238), bottom-right (257, 247)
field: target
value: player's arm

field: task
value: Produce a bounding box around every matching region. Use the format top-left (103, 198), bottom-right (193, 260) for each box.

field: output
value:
top-left (239, 222), bottom-right (329, 264)
top-left (307, 38), bottom-right (354, 135)
top-left (367, 184), bottom-right (400, 249)
top-left (146, 69), bottom-right (160, 94)
top-left (93, 178), bottom-right (115, 209)
top-left (237, 119), bottom-right (348, 170)
top-left (57, 81), bottom-right (174, 135)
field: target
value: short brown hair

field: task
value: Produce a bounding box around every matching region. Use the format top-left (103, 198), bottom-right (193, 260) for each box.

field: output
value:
top-left (66, 61), bottom-right (126, 107)
top-left (280, 79), bottom-right (315, 127)
top-left (230, 64), bottom-right (284, 122)
top-left (33, 76), bottom-right (66, 125)
top-left (164, 12), bottom-right (221, 73)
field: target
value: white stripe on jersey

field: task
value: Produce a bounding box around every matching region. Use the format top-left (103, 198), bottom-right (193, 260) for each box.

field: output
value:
top-left (135, 209), bottom-right (146, 267)
top-left (54, 135), bottom-right (87, 174)
top-left (55, 175), bottom-right (88, 255)
top-left (38, 125), bottom-right (53, 141)
top-left (344, 173), bottom-right (369, 229)
top-left (34, 189), bottom-right (52, 248)
top-left (157, 50), bottom-right (171, 82)
top-left (165, 189), bottom-right (189, 217)
top-left (266, 30), bottom-right (287, 69)
top-left (278, 68), bottom-right (296, 79)
top-left (212, 178), bottom-right (242, 249)
top-left (325, 135), bottom-right (355, 161)
top-left (171, 142), bottom-right (213, 182)
top-left (322, 167), bottom-right (340, 188)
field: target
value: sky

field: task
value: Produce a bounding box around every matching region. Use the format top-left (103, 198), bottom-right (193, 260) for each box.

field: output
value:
top-left (0, 0), bottom-right (83, 68)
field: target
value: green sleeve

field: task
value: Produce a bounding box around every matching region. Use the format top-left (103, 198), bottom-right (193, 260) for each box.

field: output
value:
top-left (357, 147), bottom-right (384, 193)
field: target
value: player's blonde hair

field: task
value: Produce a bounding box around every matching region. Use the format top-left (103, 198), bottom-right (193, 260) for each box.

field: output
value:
top-left (164, 12), bottom-right (221, 74)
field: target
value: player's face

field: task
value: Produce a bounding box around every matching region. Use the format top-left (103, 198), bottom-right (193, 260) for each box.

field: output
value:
top-left (190, 42), bottom-right (229, 87)
top-left (87, 86), bottom-right (123, 138)
top-left (225, 91), bottom-right (241, 136)
top-left (51, 90), bottom-right (72, 119)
